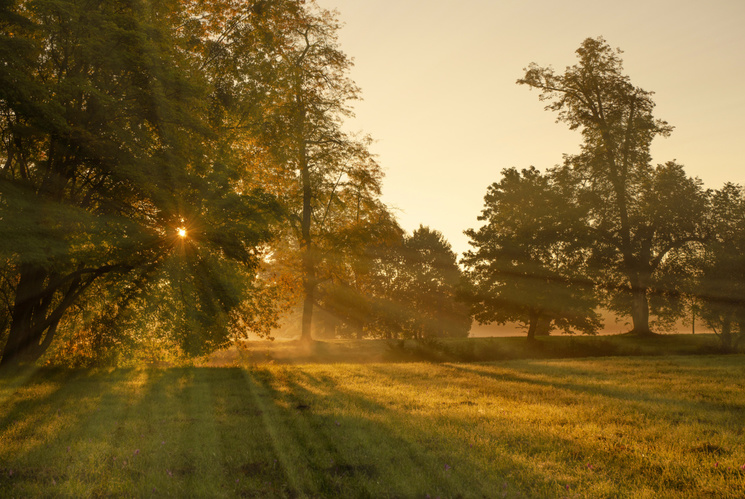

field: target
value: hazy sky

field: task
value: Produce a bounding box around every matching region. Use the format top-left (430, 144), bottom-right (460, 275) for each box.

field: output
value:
top-left (315, 0), bottom-right (745, 257)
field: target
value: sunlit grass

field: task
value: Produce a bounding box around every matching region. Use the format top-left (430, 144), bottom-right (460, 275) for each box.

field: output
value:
top-left (1, 356), bottom-right (744, 497)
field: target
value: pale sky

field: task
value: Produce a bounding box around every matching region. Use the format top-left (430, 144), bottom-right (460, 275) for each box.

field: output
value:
top-left (315, 0), bottom-right (745, 257)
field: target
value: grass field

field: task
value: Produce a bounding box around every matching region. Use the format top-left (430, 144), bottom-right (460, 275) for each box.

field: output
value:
top-left (2, 347), bottom-right (745, 497)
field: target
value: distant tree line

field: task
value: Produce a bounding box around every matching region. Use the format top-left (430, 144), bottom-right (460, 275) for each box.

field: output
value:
top-left (463, 37), bottom-right (745, 349)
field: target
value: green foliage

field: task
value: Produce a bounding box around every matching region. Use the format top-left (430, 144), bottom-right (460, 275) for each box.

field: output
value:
top-left (354, 226), bottom-right (471, 339)
top-left (463, 167), bottom-right (601, 338)
top-left (0, 0), bottom-right (283, 365)
top-left (394, 226), bottom-right (471, 338)
top-left (592, 162), bottom-right (711, 327)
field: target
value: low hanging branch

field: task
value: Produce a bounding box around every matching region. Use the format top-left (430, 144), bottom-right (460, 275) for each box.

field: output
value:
top-left (0, 262), bottom-right (134, 366)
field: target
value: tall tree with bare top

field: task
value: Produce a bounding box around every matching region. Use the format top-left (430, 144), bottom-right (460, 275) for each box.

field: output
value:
top-left (233, 2), bottom-right (385, 342)
top-left (518, 37), bottom-right (710, 335)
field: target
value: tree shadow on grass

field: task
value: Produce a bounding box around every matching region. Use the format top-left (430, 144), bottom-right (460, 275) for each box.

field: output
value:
top-left (2, 361), bottom-right (744, 497)
top-left (250, 364), bottom-right (606, 498)
top-left (360, 362), bottom-right (745, 496)
top-left (243, 365), bottom-right (491, 498)
top-left (1, 367), bottom-right (297, 497)
top-left (0, 368), bottom-right (145, 492)
top-left (444, 360), bottom-right (745, 423)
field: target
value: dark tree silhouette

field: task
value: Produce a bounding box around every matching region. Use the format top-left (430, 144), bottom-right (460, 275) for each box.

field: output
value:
top-left (463, 167), bottom-right (600, 339)
top-left (518, 37), bottom-right (709, 335)
top-left (396, 227), bottom-right (471, 339)
top-left (697, 184), bottom-right (745, 351)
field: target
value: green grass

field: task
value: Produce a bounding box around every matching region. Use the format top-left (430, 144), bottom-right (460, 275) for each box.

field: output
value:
top-left (2, 353), bottom-right (745, 497)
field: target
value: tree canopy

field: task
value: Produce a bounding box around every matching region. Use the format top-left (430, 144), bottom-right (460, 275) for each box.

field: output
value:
top-left (697, 184), bottom-right (745, 350)
top-left (0, 0), bottom-right (406, 365)
top-left (463, 167), bottom-right (600, 339)
top-left (0, 0), bottom-right (287, 365)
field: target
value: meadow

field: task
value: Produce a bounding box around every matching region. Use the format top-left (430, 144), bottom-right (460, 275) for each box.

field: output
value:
top-left (1, 338), bottom-right (744, 497)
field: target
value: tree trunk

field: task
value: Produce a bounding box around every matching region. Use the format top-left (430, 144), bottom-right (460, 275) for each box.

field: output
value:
top-left (300, 285), bottom-right (314, 343)
top-left (1, 264), bottom-right (57, 367)
top-left (691, 306), bottom-right (696, 334)
top-left (527, 310), bottom-right (539, 341)
top-left (720, 315), bottom-right (733, 352)
top-left (298, 104), bottom-right (314, 343)
top-left (1, 260), bottom-right (114, 367)
top-left (735, 321), bottom-right (744, 350)
top-left (535, 316), bottom-right (552, 336)
top-left (630, 279), bottom-right (652, 335)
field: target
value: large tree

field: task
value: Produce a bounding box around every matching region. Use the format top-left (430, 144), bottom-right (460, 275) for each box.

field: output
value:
top-left (224, 2), bottom-right (386, 342)
top-left (463, 167), bottom-right (600, 340)
top-left (0, 0), bottom-right (280, 366)
top-left (518, 37), bottom-right (709, 335)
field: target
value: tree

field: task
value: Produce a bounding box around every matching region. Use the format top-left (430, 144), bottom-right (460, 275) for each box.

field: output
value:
top-left (697, 184), bottom-right (745, 351)
top-left (312, 203), bottom-right (403, 339)
top-left (0, 0), bottom-right (280, 366)
top-left (352, 226), bottom-right (470, 340)
top-left (397, 226), bottom-right (471, 339)
top-left (518, 37), bottom-right (709, 335)
top-left (301, 225), bottom-right (470, 341)
top-left (224, 2), bottom-right (386, 342)
top-left (463, 167), bottom-right (600, 340)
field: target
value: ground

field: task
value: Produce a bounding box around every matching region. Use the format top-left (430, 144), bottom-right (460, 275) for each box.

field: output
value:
top-left (1, 336), bottom-right (744, 497)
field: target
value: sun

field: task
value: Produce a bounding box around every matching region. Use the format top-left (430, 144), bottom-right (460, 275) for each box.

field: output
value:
top-left (177, 227), bottom-right (187, 238)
